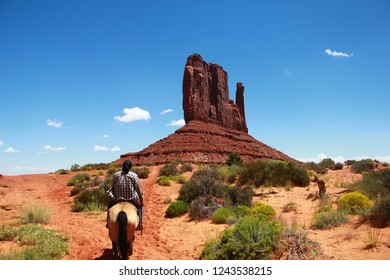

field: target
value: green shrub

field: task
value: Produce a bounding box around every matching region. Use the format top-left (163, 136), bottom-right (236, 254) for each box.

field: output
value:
top-left (369, 196), bottom-right (390, 228)
top-left (188, 196), bottom-right (219, 220)
top-left (20, 204), bottom-right (51, 224)
top-left (250, 203), bottom-right (276, 218)
top-left (223, 185), bottom-right (253, 208)
top-left (56, 169), bottom-right (69, 175)
top-left (234, 205), bottom-right (251, 218)
top-left (180, 163), bottom-right (193, 173)
top-left (201, 216), bottom-right (282, 260)
top-left (218, 165), bottom-right (242, 183)
top-left (337, 192), bottom-right (372, 214)
top-left (366, 169), bottom-right (390, 190)
top-left (212, 207), bottom-right (235, 224)
top-left (157, 176), bottom-right (171, 186)
top-left (238, 160), bottom-right (309, 188)
top-left (0, 225), bottom-right (18, 241)
top-left (17, 224), bottom-right (69, 260)
top-left (333, 163), bottom-right (344, 170)
top-left (312, 209), bottom-right (349, 229)
top-left (348, 170), bottom-right (390, 199)
top-left (288, 163), bottom-right (310, 187)
top-left (71, 188), bottom-right (109, 212)
top-left (226, 153), bottom-right (243, 167)
top-left (170, 175), bottom-right (188, 184)
top-left (165, 200), bottom-right (189, 218)
top-left (159, 164), bottom-right (179, 177)
top-left (67, 173), bottom-right (91, 187)
top-left (351, 159), bottom-right (376, 174)
top-left (178, 167), bottom-right (222, 203)
top-left (132, 167), bottom-right (150, 179)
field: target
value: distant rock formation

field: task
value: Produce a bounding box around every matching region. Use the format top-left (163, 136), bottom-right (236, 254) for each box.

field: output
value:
top-left (114, 54), bottom-right (299, 166)
top-left (115, 120), bottom-right (299, 166)
top-left (183, 54), bottom-right (248, 133)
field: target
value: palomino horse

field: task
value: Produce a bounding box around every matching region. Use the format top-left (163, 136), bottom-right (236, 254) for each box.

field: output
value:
top-left (108, 202), bottom-right (139, 260)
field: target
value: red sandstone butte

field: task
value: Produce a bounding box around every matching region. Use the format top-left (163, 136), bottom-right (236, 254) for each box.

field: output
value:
top-left (114, 54), bottom-right (299, 166)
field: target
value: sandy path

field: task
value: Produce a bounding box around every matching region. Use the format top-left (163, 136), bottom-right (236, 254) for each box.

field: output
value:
top-left (0, 167), bottom-right (208, 259)
top-left (1, 167), bottom-right (389, 260)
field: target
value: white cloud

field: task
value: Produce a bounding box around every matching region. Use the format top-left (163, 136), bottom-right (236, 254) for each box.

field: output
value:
top-left (298, 153), bottom-right (390, 164)
top-left (374, 155), bottom-right (390, 163)
top-left (94, 145), bottom-right (120, 152)
top-left (4, 166), bottom-right (50, 175)
top-left (47, 119), bottom-right (62, 128)
top-left (325, 49), bottom-right (352, 58)
top-left (160, 109), bottom-right (173, 115)
top-left (114, 107), bottom-right (151, 123)
top-left (103, 134), bottom-right (111, 138)
top-left (94, 145), bottom-right (109, 151)
top-left (167, 119), bottom-right (185, 127)
top-left (298, 153), bottom-right (346, 163)
top-left (0, 140), bottom-right (3, 146)
top-left (44, 145), bottom-right (66, 151)
top-left (4, 147), bottom-right (19, 153)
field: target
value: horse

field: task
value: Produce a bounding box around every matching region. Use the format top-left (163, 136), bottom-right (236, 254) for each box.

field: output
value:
top-left (107, 201), bottom-right (139, 260)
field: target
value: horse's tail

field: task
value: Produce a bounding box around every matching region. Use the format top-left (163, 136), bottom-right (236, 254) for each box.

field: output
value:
top-left (117, 211), bottom-right (128, 260)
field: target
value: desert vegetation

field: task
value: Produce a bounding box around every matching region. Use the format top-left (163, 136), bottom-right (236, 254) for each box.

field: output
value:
top-left (0, 204), bottom-right (68, 260)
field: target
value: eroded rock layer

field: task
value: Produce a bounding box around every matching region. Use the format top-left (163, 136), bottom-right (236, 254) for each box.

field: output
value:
top-left (114, 121), bottom-right (299, 166)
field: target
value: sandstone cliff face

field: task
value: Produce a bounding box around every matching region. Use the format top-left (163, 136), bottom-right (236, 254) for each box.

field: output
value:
top-left (182, 54), bottom-right (248, 133)
top-left (114, 54), bottom-right (299, 166)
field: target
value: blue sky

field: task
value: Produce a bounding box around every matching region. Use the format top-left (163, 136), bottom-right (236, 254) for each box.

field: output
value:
top-left (0, 0), bottom-right (389, 175)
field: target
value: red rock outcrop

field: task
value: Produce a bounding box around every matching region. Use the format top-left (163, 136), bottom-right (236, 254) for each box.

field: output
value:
top-left (183, 54), bottom-right (248, 133)
top-left (114, 54), bottom-right (299, 166)
top-left (115, 120), bottom-right (299, 166)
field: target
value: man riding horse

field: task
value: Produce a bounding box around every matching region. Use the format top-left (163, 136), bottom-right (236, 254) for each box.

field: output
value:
top-left (106, 160), bottom-right (143, 231)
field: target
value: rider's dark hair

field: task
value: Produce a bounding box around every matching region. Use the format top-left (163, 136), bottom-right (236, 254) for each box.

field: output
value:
top-left (122, 160), bottom-right (132, 174)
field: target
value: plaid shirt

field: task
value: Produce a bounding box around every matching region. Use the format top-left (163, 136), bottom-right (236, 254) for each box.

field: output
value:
top-left (107, 171), bottom-right (143, 206)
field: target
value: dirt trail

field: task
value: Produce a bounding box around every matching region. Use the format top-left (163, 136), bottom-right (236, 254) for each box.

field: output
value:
top-left (1, 167), bottom-right (390, 260)
top-left (0, 166), bottom-right (217, 260)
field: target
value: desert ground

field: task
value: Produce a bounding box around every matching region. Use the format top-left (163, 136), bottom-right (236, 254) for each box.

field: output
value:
top-left (0, 165), bottom-right (389, 260)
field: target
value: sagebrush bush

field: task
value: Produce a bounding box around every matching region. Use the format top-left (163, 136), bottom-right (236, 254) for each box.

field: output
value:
top-left (312, 209), bottom-right (349, 229)
top-left (67, 173), bottom-right (91, 187)
top-left (369, 195), bottom-right (390, 228)
top-left (157, 176), bottom-right (171, 186)
top-left (178, 167), bottom-right (222, 203)
top-left (337, 192), bottom-right (372, 214)
top-left (201, 216), bottom-right (282, 260)
top-left (218, 165), bottom-right (242, 184)
top-left (238, 160), bottom-right (310, 188)
top-left (234, 205), bottom-right (251, 218)
top-left (20, 204), bottom-right (51, 224)
top-left (165, 200), bottom-right (189, 218)
top-left (72, 187), bottom-right (109, 212)
top-left (348, 170), bottom-right (390, 199)
top-left (170, 175), bottom-right (188, 184)
top-left (159, 164), bottom-right (179, 177)
top-left (132, 167), bottom-right (150, 179)
top-left (211, 207), bottom-right (235, 224)
top-left (223, 185), bottom-right (253, 208)
top-left (351, 159), bottom-right (376, 174)
top-left (188, 196), bottom-right (219, 220)
top-left (180, 163), bottom-right (193, 173)
top-left (250, 203), bottom-right (276, 218)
